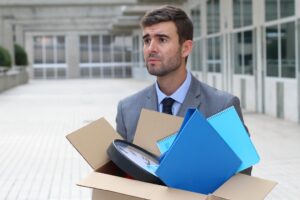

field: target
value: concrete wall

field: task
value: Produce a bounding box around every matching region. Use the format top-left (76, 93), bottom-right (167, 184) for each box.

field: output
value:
top-left (0, 69), bottom-right (29, 93)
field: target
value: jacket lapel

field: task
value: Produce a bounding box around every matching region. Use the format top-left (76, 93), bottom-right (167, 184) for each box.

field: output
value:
top-left (144, 84), bottom-right (158, 111)
top-left (177, 75), bottom-right (203, 117)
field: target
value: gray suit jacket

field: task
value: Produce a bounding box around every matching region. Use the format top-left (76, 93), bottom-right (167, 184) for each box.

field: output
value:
top-left (116, 75), bottom-right (252, 174)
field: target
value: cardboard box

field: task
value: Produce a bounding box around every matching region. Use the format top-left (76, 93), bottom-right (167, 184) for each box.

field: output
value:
top-left (66, 109), bottom-right (277, 200)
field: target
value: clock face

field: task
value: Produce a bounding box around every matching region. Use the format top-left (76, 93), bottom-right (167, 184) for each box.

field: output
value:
top-left (115, 140), bottom-right (159, 175)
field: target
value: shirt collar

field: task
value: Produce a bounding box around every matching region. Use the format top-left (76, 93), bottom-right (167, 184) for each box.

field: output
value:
top-left (155, 71), bottom-right (192, 104)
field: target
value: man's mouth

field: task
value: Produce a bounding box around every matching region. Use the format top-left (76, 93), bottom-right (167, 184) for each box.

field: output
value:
top-left (147, 56), bottom-right (161, 63)
top-left (148, 58), bottom-right (160, 62)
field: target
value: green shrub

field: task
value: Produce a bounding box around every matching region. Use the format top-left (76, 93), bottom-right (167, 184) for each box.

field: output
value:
top-left (14, 44), bottom-right (28, 66)
top-left (0, 46), bottom-right (12, 68)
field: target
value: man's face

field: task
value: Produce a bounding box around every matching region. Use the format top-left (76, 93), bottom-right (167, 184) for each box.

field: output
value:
top-left (142, 21), bottom-right (184, 77)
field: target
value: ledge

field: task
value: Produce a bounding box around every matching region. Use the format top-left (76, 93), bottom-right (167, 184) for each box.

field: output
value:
top-left (0, 67), bottom-right (29, 93)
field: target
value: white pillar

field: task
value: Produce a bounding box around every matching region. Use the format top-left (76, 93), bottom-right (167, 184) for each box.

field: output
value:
top-left (67, 32), bottom-right (80, 78)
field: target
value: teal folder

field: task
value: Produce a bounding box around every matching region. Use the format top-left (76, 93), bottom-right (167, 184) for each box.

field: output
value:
top-left (156, 108), bottom-right (242, 194)
top-left (207, 106), bottom-right (260, 172)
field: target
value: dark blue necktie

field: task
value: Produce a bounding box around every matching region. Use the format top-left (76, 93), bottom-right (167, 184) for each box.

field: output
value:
top-left (162, 97), bottom-right (175, 115)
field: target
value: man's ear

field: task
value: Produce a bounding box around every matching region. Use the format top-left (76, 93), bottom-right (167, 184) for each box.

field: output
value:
top-left (181, 40), bottom-right (193, 58)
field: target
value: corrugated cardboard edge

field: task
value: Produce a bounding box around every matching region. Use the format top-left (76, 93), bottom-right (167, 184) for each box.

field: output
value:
top-left (78, 172), bottom-right (209, 200)
top-left (213, 173), bottom-right (277, 200)
top-left (66, 117), bottom-right (121, 170)
top-left (134, 109), bottom-right (183, 155)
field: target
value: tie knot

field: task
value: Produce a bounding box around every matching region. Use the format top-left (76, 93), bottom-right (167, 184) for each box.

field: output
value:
top-left (162, 97), bottom-right (175, 115)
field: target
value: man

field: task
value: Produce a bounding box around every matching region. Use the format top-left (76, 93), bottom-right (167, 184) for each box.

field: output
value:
top-left (116, 5), bottom-right (251, 175)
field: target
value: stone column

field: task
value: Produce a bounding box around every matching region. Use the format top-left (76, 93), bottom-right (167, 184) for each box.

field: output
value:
top-left (2, 19), bottom-right (15, 66)
top-left (15, 24), bottom-right (24, 46)
top-left (0, 17), bottom-right (3, 46)
top-left (67, 32), bottom-right (80, 78)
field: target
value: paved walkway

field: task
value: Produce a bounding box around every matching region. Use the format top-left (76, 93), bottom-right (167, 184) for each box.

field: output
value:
top-left (0, 79), bottom-right (299, 200)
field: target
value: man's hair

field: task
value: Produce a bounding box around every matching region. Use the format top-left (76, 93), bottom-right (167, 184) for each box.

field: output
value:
top-left (140, 5), bottom-right (194, 44)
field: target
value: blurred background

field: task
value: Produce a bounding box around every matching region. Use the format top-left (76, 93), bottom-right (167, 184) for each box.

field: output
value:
top-left (0, 0), bottom-right (300, 122)
top-left (0, 0), bottom-right (299, 199)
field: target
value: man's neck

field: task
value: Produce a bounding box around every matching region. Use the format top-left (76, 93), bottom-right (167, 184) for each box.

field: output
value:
top-left (157, 69), bottom-right (187, 96)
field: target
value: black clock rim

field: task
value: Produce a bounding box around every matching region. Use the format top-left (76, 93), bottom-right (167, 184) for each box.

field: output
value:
top-left (107, 139), bottom-right (164, 185)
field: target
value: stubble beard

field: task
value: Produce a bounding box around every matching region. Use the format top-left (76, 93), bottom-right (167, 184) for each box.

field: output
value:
top-left (146, 49), bottom-right (183, 77)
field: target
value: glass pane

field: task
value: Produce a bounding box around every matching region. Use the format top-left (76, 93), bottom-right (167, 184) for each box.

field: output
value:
top-left (215, 37), bottom-right (221, 72)
top-left (45, 36), bottom-right (54, 64)
top-left (208, 64), bottom-right (214, 72)
top-left (195, 40), bottom-right (202, 71)
top-left (91, 35), bottom-right (100, 63)
top-left (265, 0), bottom-right (278, 21)
top-left (80, 36), bottom-right (89, 63)
top-left (233, 0), bottom-right (241, 28)
top-left (233, 32), bottom-right (243, 74)
top-left (266, 26), bottom-right (279, 77)
top-left (280, 0), bottom-right (295, 18)
top-left (191, 6), bottom-right (201, 37)
top-left (244, 30), bottom-right (253, 74)
top-left (132, 36), bottom-right (139, 63)
top-left (124, 36), bottom-right (132, 62)
top-left (281, 22), bottom-right (295, 78)
top-left (102, 35), bottom-right (112, 62)
top-left (57, 36), bottom-right (65, 63)
top-left (207, 38), bottom-right (214, 72)
top-left (191, 40), bottom-right (201, 71)
top-left (215, 63), bottom-right (221, 72)
top-left (214, 0), bottom-right (220, 33)
top-left (191, 43), bottom-right (197, 70)
top-left (113, 36), bottom-right (124, 62)
top-left (207, 38), bottom-right (214, 60)
top-left (34, 36), bottom-right (43, 64)
top-left (243, 0), bottom-right (252, 26)
top-left (206, 0), bottom-right (214, 34)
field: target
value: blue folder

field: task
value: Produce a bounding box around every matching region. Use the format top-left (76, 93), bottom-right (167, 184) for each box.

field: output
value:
top-left (156, 106), bottom-right (260, 172)
top-left (156, 108), bottom-right (242, 194)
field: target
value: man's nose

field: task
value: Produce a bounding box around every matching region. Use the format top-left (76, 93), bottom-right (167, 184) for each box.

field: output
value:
top-left (148, 40), bottom-right (157, 52)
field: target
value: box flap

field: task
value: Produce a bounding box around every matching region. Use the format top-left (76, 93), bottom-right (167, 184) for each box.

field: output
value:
top-left (66, 118), bottom-right (121, 170)
top-left (213, 173), bottom-right (277, 200)
top-left (134, 109), bottom-right (183, 155)
top-left (207, 195), bottom-right (229, 200)
top-left (78, 172), bottom-right (208, 200)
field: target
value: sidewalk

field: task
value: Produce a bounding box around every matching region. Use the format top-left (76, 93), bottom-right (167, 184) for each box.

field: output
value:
top-left (0, 79), bottom-right (299, 200)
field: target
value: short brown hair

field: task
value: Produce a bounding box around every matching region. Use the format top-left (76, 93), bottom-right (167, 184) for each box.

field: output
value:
top-left (140, 5), bottom-right (193, 44)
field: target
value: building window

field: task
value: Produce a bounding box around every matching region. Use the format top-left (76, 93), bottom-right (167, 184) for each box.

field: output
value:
top-left (266, 21), bottom-right (295, 78)
top-left (191, 40), bottom-right (202, 71)
top-left (91, 35), bottom-right (100, 63)
top-left (233, 30), bottom-right (254, 75)
top-left (191, 6), bottom-right (201, 37)
top-left (33, 35), bottom-right (66, 79)
top-left (207, 36), bottom-right (221, 73)
top-left (34, 37), bottom-right (43, 64)
top-left (33, 36), bottom-right (66, 65)
top-left (190, 5), bottom-right (202, 71)
top-left (79, 36), bottom-right (89, 63)
top-left (233, 0), bottom-right (252, 28)
top-left (102, 35), bottom-right (112, 63)
top-left (79, 35), bottom-right (132, 78)
top-left (132, 35), bottom-right (140, 67)
top-left (207, 0), bottom-right (220, 34)
top-left (57, 36), bottom-right (65, 63)
top-left (265, 0), bottom-right (295, 21)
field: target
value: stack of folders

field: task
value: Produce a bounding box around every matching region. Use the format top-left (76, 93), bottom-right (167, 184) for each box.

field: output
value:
top-left (155, 106), bottom-right (260, 195)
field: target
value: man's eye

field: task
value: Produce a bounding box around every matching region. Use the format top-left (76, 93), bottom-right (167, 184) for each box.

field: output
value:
top-left (143, 39), bottom-right (150, 45)
top-left (159, 38), bottom-right (167, 43)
